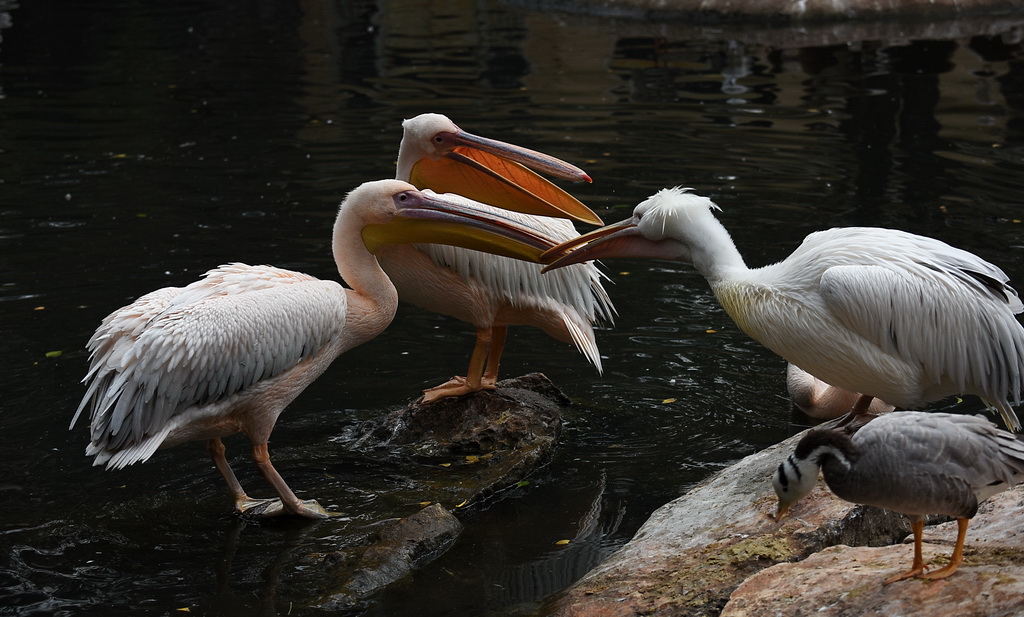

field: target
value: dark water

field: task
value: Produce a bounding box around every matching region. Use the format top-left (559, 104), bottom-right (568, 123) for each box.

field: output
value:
top-left (3, 0), bottom-right (1024, 615)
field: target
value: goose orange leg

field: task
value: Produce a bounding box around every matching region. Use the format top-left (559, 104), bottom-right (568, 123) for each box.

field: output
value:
top-left (918, 518), bottom-right (969, 581)
top-left (884, 518), bottom-right (927, 584)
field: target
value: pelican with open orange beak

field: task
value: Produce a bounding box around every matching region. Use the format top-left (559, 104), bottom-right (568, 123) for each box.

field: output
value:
top-left (380, 113), bottom-right (615, 403)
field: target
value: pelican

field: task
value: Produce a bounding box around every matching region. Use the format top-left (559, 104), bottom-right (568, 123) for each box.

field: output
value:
top-left (773, 412), bottom-right (1024, 583)
top-left (71, 179), bottom-right (556, 518)
top-left (379, 113), bottom-right (614, 402)
top-left (543, 186), bottom-right (1024, 431)
top-left (787, 364), bottom-right (894, 420)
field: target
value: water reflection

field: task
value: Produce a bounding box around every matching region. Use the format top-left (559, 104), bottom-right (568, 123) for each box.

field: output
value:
top-left (3, 0), bottom-right (1024, 614)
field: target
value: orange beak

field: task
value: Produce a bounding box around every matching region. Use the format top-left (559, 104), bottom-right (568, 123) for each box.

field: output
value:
top-left (408, 128), bottom-right (602, 226)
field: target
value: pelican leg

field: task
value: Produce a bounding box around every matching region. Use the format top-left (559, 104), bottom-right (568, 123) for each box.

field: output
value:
top-left (422, 327), bottom-right (498, 403)
top-left (918, 518), bottom-right (969, 581)
top-left (481, 325), bottom-right (508, 388)
top-left (884, 518), bottom-right (927, 584)
top-left (208, 438), bottom-right (279, 515)
top-left (249, 443), bottom-right (334, 519)
top-left (834, 395), bottom-right (880, 429)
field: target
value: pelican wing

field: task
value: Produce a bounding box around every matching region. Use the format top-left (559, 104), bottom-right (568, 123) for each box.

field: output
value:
top-left (73, 264), bottom-right (346, 464)
top-left (418, 192), bottom-right (615, 370)
top-left (811, 230), bottom-right (1024, 427)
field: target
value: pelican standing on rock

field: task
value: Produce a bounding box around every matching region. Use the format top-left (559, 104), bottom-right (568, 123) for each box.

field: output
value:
top-left (380, 113), bottom-right (614, 402)
top-left (71, 179), bottom-right (556, 518)
top-left (772, 412), bottom-right (1024, 583)
top-left (543, 186), bottom-right (1024, 431)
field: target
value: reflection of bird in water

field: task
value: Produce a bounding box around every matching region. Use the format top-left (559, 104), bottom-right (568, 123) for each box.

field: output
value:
top-left (382, 113), bottom-right (614, 402)
top-left (543, 186), bottom-right (1024, 431)
top-left (71, 179), bottom-right (555, 518)
top-left (773, 411), bottom-right (1024, 583)
top-left (786, 364), bottom-right (894, 420)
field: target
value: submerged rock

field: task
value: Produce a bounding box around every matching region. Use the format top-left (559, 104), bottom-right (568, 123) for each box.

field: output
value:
top-left (296, 373), bottom-right (568, 610)
top-left (548, 426), bottom-right (1024, 617)
top-left (312, 503), bottom-right (464, 610)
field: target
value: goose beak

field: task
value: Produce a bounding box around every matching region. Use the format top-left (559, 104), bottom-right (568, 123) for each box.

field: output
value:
top-left (409, 128), bottom-right (602, 226)
top-left (774, 501), bottom-right (792, 521)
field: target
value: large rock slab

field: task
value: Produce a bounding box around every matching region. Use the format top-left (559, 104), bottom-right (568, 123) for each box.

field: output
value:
top-left (548, 425), bottom-right (1024, 617)
top-left (722, 529), bottom-right (1024, 616)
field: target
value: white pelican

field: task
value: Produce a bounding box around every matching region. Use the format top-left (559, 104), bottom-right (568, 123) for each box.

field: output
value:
top-left (542, 186), bottom-right (1024, 431)
top-left (71, 179), bottom-right (556, 518)
top-left (786, 364), bottom-right (894, 420)
top-left (773, 412), bottom-right (1024, 583)
top-left (379, 113), bottom-right (614, 402)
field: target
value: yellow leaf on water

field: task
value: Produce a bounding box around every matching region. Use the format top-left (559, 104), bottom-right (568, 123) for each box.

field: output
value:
top-left (439, 463), bottom-right (451, 468)
top-left (555, 539), bottom-right (570, 545)
top-left (112, 153), bottom-right (128, 159)
top-left (175, 608), bottom-right (190, 613)
top-left (33, 306), bottom-right (45, 311)
top-left (45, 350), bottom-right (63, 358)
top-left (465, 455), bottom-right (479, 464)
top-left (662, 398), bottom-right (677, 404)
top-left (618, 271), bottom-right (630, 276)
top-left (705, 329), bottom-right (717, 334)
top-left (419, 501), bottom-right (432, 506)
top-left (455, 500), bottom-right (468, 508)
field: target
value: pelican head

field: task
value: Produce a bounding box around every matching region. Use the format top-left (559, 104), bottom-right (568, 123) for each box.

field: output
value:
top-left (397, 113), bottom-right (601, 225)
top-left (354, 179), bottom-right (557, 263)
top-left (541, 187), bottom-right (735, 277)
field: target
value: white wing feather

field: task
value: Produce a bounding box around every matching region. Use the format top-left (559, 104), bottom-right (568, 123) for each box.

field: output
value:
top-left (809, 229), bottom-right (1024, 429)
top-left (419, 191), bottom-right (615, 370)
top-left (73, 264), bottom-right (347, 465)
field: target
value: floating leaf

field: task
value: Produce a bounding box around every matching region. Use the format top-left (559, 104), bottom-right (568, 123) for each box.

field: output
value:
top-left (618, 271), bottom-right (630, 276)
top-left (705, 329), bottom-right (717, 334)
top-left (555, 539), bottom-right (570, 545)
top-left (465, 455), bottom-right (479, 464)
top-left (455, 500), bottom-right (468, 508)
top-left (438, 462), bottom-right (451, 468)
top-left (662, 398), bottom-right (677, 404)
top-left (175, 609), bottom-right (191, 613)
top-left (33, 306), bottom-right (45, 311)
top-left (45, 350), bottom-right (63, 358)
top-left (516, 480), bottom-right (530, 488)
top-left (419, 501), bottom-right (432, 506)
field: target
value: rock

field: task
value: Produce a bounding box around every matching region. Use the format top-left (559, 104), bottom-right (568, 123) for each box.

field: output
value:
top-left (548, 427), bottom-right (1024, 617)
top-left (722, 540), bottom-right (1024, 616)
top-left (288, 373), bottom-right (569, 608)
top-left (357, 372), bottom-right (566, 508)
top-left (311, 503), bottom-right (464, 610)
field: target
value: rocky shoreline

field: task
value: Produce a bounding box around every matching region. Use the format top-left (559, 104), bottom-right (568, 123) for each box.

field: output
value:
top-left (547, 425), bottom-right (1024, 616)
